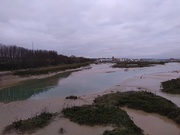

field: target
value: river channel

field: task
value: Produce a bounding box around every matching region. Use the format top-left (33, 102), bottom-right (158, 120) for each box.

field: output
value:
top-left (0, 63), bottom-right (180, 102)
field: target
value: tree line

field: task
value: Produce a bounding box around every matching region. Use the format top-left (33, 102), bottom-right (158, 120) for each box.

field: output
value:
top-left (0, 44), bottom-right (92, 70)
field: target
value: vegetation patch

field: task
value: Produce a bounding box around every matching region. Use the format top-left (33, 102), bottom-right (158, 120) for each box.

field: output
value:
top-left (62, 105), bottom-right (143, 135)
top-left (161, 78), bottom-right (180, 95)
top-left (13, 63), bottom-right (90, 76)
top-left (2, 111), bottom-right (56, 134)
top-left (112, 61), bottom-right (165, 68)
top-left (66, 95), bottom-right (78, 100)
top-left (94, 91), bottom-right (180, 124)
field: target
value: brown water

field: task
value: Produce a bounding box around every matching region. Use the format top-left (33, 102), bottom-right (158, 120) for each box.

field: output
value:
top-left (123, 107), bottom-right (180, 135)
top-left (33, 117), bottom-right (113, 135)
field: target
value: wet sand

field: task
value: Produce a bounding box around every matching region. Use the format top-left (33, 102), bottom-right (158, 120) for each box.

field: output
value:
top-left (0, 70), bottom-right (180, 134)
top-left (0, 95), bottom-right (96, 134)
top-left (0, 73), bottom-right (20, 90)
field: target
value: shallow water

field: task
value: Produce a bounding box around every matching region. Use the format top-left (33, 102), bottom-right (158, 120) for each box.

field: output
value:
top-left (0, 71), bottom-right (72, 102)
top-left (123, 107), bottom-right (180, 135)
top-left (0, 63), bottom-right (179, 102)
top-left (34, 117), bottom-right (113, 135)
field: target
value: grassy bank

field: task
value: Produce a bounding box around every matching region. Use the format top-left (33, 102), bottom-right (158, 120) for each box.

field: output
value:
top-left (2, 111), bottom-right (55, 134)
top-left (113, 61), bottom-right (165, 68)
top-left (13, 63), bottom-right (90, 76)
top-left (94, 91), bottom-right (180, 124)
top-left (62, 105), bottom-right (143, 135)
top-left (161, 78), bottom-right (180, 95)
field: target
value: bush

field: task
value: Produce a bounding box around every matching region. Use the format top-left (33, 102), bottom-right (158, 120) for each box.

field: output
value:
top-left (3, 111), bottom-right (55, 134)
top-left (161, 78), bottom-right (180, 95)
top-left (94, 91), bottom-right (180, 124)
top-left (66, 95), bottom-right (78, 100)
top-left (62, 105), bottom-right (143, 135)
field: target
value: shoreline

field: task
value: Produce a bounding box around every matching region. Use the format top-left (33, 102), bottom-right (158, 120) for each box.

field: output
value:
top-left (104, 70), bottom-right (180, 107)
top-left (0, 66), bottom-right (87, 90)
top-left (0, 68), bottom-right (180, 134)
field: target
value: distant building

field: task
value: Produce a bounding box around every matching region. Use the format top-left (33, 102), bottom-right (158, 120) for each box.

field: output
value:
top-left (169, 58), bottom-right (180, 62)
top-left (95, 58), bottom-right (115, 63)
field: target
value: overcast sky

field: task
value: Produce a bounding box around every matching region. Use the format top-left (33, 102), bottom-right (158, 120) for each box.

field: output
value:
top-left (0, 0), bottom-right (180, 58)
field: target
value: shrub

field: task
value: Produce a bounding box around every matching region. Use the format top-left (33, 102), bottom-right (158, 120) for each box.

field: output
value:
top-left (65, 95), bottom-right (78, 100)
top-left (62, 105), bottom-right (143, 135)
top-left (94, 91), bottom-right (180, 124)
top-left (3, 111), bottom-right (55, 134)
top-left (161, 78), bottom-right (180, 95)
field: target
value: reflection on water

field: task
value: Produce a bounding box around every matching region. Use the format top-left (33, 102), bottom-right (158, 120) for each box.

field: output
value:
top-left (0, 63), bottom-right (180, 102)
top-left (0, 72), bottom-right (72, 102)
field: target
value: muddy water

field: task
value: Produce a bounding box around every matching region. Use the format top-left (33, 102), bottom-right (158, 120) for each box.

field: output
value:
top-left (123, 107), bottom-right (180, 135)
top-left (34, 117), bottom-right (113, 135)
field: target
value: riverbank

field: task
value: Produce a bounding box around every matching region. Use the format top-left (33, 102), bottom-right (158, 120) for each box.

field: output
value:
top-left (0, 65), bottom-right (90, 90)
top-left (13, 63), bottom-right (90, 76)
top-left (112, 61), bottom-right (166, 68)
top-left (0, 67), bottom-right (180, 134)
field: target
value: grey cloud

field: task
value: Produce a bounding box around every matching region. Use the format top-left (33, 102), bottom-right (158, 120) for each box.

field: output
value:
top-left (0, 0), bottom-right (180, 58)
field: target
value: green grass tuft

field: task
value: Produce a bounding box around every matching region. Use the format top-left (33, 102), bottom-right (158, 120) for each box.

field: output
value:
top-left (3, 111), bottom-right (55, 134)
top-left (62, 105), bottom-right (143, 135)
top-left (161, 78), bottom-right (180, 95)
top-left (94, 91), bottom-right (180, 124)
